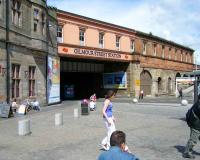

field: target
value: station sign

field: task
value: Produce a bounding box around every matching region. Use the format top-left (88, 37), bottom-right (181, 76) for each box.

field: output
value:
top-left (58, 46), bottom-right (132, 62)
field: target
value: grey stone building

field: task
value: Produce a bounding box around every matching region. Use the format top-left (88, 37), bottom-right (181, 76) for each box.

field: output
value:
top-left (0, 0), bottom-right (58, 105)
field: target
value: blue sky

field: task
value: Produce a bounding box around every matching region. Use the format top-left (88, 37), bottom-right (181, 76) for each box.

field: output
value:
top-left (48, 0), bottom-right (200, 64)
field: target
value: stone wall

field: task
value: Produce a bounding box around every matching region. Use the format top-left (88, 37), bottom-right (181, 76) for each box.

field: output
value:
top-left (0, 0), bottom-right (57, 105)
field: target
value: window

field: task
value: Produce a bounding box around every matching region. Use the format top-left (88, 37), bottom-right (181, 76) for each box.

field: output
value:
top-left (79, 29), bottom-right (85, 46)
top-left (169, 47), bottom-right (171, 59)
top-left (41, 12), bottom-right (45, 35)
top-left (0, 0), bottom-right (2, 19)
top-left (174, 49), bottom-right (177, 60)
top-left (11, 0), bottom-right (22, 27)
top-left (34, 23), bottom-right (37, 32)
top-left (142, 41), bottom-right (146, 55)
top-left (33, 8), bottom-right (39, 19)
top-left (130, 40), bottom-right (135, 52)
top-left (116, 36), bottom-right (120, 51)
top-left (99, 32), bottom-right (104, 48)
top-left (11, 64), bottom-right (20, 98)
top-left (185, 53), bottom-right (188, 62)
top-left (162, 45), bottom-right (165, 58)
top-left (180, 51), bottom-right (183, 61)
top-left (33, 8), bottom-right (39, 32)
top-left (153, 44), bottom-right (157, 56)
top-left (29, 66), bottom-right (36, 97)
top-left (188, 54), bottom-right (191, 63)
top-left (57, 25), bottom-right (63, 43)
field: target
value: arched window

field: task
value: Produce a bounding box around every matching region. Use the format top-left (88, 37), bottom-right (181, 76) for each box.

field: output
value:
top-left (142, 41), bottom-right (147, 55)
top-left (162, 45), bottom-right (165, 58)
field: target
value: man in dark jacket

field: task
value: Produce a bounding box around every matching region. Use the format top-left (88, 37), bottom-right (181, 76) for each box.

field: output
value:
top-left (183, 94), bottom-right (200, 159)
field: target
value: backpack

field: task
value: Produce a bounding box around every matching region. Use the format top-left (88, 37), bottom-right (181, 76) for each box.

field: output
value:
top-left (186, 108), bottom-right (192, 124)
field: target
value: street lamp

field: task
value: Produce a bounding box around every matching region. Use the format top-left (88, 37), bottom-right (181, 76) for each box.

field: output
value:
top-left (195, 53), bottom-right (199, 71)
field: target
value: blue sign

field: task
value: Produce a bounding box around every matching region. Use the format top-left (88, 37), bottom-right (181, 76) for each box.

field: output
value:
top-left (103, 72), bottom-right (127, 89)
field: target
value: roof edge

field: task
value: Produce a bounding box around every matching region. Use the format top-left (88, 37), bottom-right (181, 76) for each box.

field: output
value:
top-left (136, 31), bottom-right (194, 52)
top-left (57, 9), bottom-right (136, 34)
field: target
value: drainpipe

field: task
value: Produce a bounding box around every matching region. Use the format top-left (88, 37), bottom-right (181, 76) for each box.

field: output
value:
top-left (6, 0), bottom-right (10, 104)
top-left (46, 6), bottom-right (50, 105)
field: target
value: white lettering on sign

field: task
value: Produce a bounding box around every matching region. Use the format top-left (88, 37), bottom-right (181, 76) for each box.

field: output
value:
top-left (74, 48), bottom-right (122, 59)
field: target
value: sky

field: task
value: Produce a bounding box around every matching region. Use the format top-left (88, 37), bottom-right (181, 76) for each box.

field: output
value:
top-left (47, 0), bottom-right (200, 64)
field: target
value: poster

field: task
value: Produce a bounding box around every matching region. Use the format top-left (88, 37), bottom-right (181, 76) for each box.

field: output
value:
top-left (47, 56), bottom-right (60, 104)
top-left (135, 80), bottom-right (140, 86)
top-left (103, 72), bottom-right (127, 89)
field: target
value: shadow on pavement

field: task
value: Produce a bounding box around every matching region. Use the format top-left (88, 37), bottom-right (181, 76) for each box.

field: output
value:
top-left (169, 117), bottom-right (186, 122)
top-left (174, 145), bottom-right (185, 154)
top-left (174, 145), bottom-right (200, 156)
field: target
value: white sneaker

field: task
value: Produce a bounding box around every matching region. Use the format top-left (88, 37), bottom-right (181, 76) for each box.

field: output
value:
top-left (100, 144), bottom-right (109, 151)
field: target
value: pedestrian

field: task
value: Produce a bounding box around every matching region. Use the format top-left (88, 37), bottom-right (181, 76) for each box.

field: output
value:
top-left (11, 99), bottom-right (19, 113)
top-left (101, 90), bottom-right (116, 151)
top-left (98, 130), bottom-right (139, 160)
top-left (139, 90), bottom-right (144, 99)
top-left (89, 93), bottom-right (97, 111)
top-left (178, 88), bottom-right (183, 99)
top-left (183, 94), bottom-right (200, 159)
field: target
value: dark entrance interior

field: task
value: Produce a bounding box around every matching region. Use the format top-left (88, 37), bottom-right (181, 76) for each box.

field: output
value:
top-left (60, 72), bottom-right (103, 100)
top-left (60, 57), bottom-right (129, 100)
top-left (60, 57), bottom-right (105, 100)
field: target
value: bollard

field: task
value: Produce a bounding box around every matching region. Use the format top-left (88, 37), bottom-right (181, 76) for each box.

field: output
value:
top-left (55, 113), bottom-right (63, 126)
top-left (132, 98), bottom-right (138, 103)
top-left (74, 108), bottom-right (79, 118)
top-left (181, 99), bottom-right (188, 106)
top-left (18, 119), bottom-right (31, 136)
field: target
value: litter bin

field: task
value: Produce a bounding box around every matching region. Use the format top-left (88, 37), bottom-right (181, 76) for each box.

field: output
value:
top-left (81, 99), bottom-right (89, 115)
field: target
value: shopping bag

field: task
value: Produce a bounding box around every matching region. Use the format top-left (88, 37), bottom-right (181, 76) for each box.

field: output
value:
top-left (18, 104), bottom-right (26, 115)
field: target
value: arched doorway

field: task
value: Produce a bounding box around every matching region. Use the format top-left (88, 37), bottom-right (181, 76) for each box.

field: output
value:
top-left (140, 70), bottom-right (152, 96)
top-left (176, 72), bottom-right (181, 78)
top-left (158, 77), bottom-right (162, 93)
top-left (168, 77), bottom-right (172, 94)
top-left (175, 72), bottom-right (181, 89)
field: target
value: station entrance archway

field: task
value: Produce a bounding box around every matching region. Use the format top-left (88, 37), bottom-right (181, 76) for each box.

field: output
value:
top-left (60, 57), bottom-right (129, 100)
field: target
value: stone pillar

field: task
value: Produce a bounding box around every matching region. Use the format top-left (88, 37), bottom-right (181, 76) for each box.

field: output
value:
top-left (169, 79), bottom-right (173, 94)
top-left (162, 77), bottom-right (167, 93)
top-left (132, 63), bottom-right (141, 98)
top-left (128, 62), bottom-right (134, 97)
top-left (172, 79), bottom-right (176, 95)
top-left (151, 79), bottom-right (158, 97)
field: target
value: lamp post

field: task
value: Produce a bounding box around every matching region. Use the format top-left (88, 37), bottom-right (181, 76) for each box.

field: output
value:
top-left (195, 53), bottom-right (199, 71)
top-left (194, 53), bottom-right (200, 103)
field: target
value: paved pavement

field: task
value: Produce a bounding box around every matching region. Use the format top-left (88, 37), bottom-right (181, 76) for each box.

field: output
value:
top-left (112, 95), bottom-right (194, 104)
top-left (0, 100), bottom-right (199, 160)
